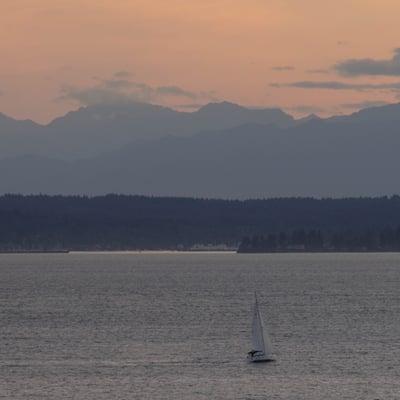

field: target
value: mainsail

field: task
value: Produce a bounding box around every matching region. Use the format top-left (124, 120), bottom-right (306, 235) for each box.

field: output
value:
top-left (251, 293), bottom-right (273, 357)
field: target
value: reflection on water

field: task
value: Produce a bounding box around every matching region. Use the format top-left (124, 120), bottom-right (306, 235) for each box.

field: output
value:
top-left (1, 252), bottom-right (400, 399)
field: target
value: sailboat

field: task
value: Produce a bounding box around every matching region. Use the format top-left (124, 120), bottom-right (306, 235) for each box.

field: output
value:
top-left (247, 292), bottom-right (275, 362)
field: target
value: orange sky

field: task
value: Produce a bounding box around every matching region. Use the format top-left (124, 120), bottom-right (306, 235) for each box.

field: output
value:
top-left (1, 0), bottom-right (400, 123)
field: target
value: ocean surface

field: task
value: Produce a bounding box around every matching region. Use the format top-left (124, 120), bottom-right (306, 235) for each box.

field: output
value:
top-left (1, 252), bottom-right (400, 399)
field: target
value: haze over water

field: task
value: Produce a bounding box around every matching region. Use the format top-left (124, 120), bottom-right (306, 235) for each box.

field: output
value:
top-left (1, 252), bottom-right (399, 399)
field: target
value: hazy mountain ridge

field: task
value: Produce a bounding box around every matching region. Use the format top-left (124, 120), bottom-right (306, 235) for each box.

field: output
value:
top-left (0, 101), bottom-right (294, 160)
top-left (1, 101), bottom-right (400, 197)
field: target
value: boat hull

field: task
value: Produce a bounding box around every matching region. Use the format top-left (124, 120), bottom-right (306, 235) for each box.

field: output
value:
top-left (251, 358), bottom-right (274, 363)
top-left (247, 353), bottom-right (275, 363)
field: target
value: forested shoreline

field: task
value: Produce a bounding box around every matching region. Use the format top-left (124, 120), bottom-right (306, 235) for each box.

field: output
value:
top-left (237, 228), bottom-right (400, 253)
top-left (2, 194), bottom-right (400, 252)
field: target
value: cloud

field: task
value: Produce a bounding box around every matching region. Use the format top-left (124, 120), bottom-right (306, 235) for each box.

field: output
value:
top-left (156, 85), bottom-right (197, 99)
top-left (271, 80), bottom-right (400, 91)
top-left (58, 75), bottom-right (200, 106)
top-left (271, 66), bottom-right (295, 71)
top-left (113, 70), bottom-right (133, 79)
top-left (335, 48), bottom-right (400, 76)
top-left (340, 100), bottom-right (391, 110)
top-left (306, 69), bottom-right (329, 74)
top-left (287, 105), bottom-right (325, 114)
top-left (58, 83), bottom-right (144, 105)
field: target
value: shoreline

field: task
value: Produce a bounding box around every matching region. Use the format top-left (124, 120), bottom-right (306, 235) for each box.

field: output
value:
top-left (0, 250), bottom-right (70, 254)
top-left (0, 249), bottom-right (236, 255)
top-left (2, 249), bottom-right (400, 255)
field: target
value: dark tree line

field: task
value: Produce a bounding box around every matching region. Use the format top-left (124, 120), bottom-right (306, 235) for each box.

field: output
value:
top-left (238, 227), bottom-right (400, 253)
top-left (1, 194), bottom-right (400, 251)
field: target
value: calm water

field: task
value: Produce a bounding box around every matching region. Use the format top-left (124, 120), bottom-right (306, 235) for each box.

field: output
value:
top-left (1, 252), bottom-right (400, 399)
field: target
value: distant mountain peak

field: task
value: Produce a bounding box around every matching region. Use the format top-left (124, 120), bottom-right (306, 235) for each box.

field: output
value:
top-left (327, 102), bottom-right (400, 124)
top-left (48, 101), bottom-right (177, 128)
top-left (197, 101), bottom-right (288, 115)
top-left (305, 113), bottom-right (321, 120)
top-left (4, 99), bottom-right (400, 197)
top-left (0, 112), bottom-right (12, 120)
top-left (0, 112), bottom-right (23, 123)
top-left (197, 101), bottom-right (246, 113)
top-left (0, 112), bottom-right (40, 128)
top-left (352, 102), bottom-right (400, 119)
top-left (294, 113), bottom-right (322, 125)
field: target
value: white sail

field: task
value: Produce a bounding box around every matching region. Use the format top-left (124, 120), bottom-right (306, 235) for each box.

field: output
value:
top-left (251, 293), bottom-right (273, 357)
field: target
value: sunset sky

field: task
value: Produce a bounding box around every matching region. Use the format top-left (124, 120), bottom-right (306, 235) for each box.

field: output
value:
top-left (1, 0), bottom-right (400, 123)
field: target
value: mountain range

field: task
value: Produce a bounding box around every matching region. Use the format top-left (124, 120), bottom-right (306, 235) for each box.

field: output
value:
top-left (1, 101), bottom-right (400, 198)
top-left (0, 102), bottom-right (294, 160)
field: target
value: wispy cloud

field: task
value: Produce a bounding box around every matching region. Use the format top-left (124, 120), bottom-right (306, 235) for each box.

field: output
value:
top-left (156, 85), bottom-right (197, 99)
top-left (340, 100), bottom-right (391, 110)
top-left (271, 66), bottom-right (295, 71)
top-left (57, 74), bottom-right (203, 106)
top-left (306, 68), bottom-right (329, 74)
top-left (271, 80), bottom-right (400, 91)
top-left (113, 71), bottom-right (133, 79)
top-left (335, 48), bottom-right (400, 77)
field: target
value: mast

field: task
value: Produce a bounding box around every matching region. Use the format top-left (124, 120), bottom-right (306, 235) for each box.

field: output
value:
top-left (256, 293), bottom-right (266, 353)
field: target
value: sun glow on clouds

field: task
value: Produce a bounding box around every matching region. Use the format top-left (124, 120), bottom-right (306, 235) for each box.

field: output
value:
top-left (1, 1), bottom-right (400, 122)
